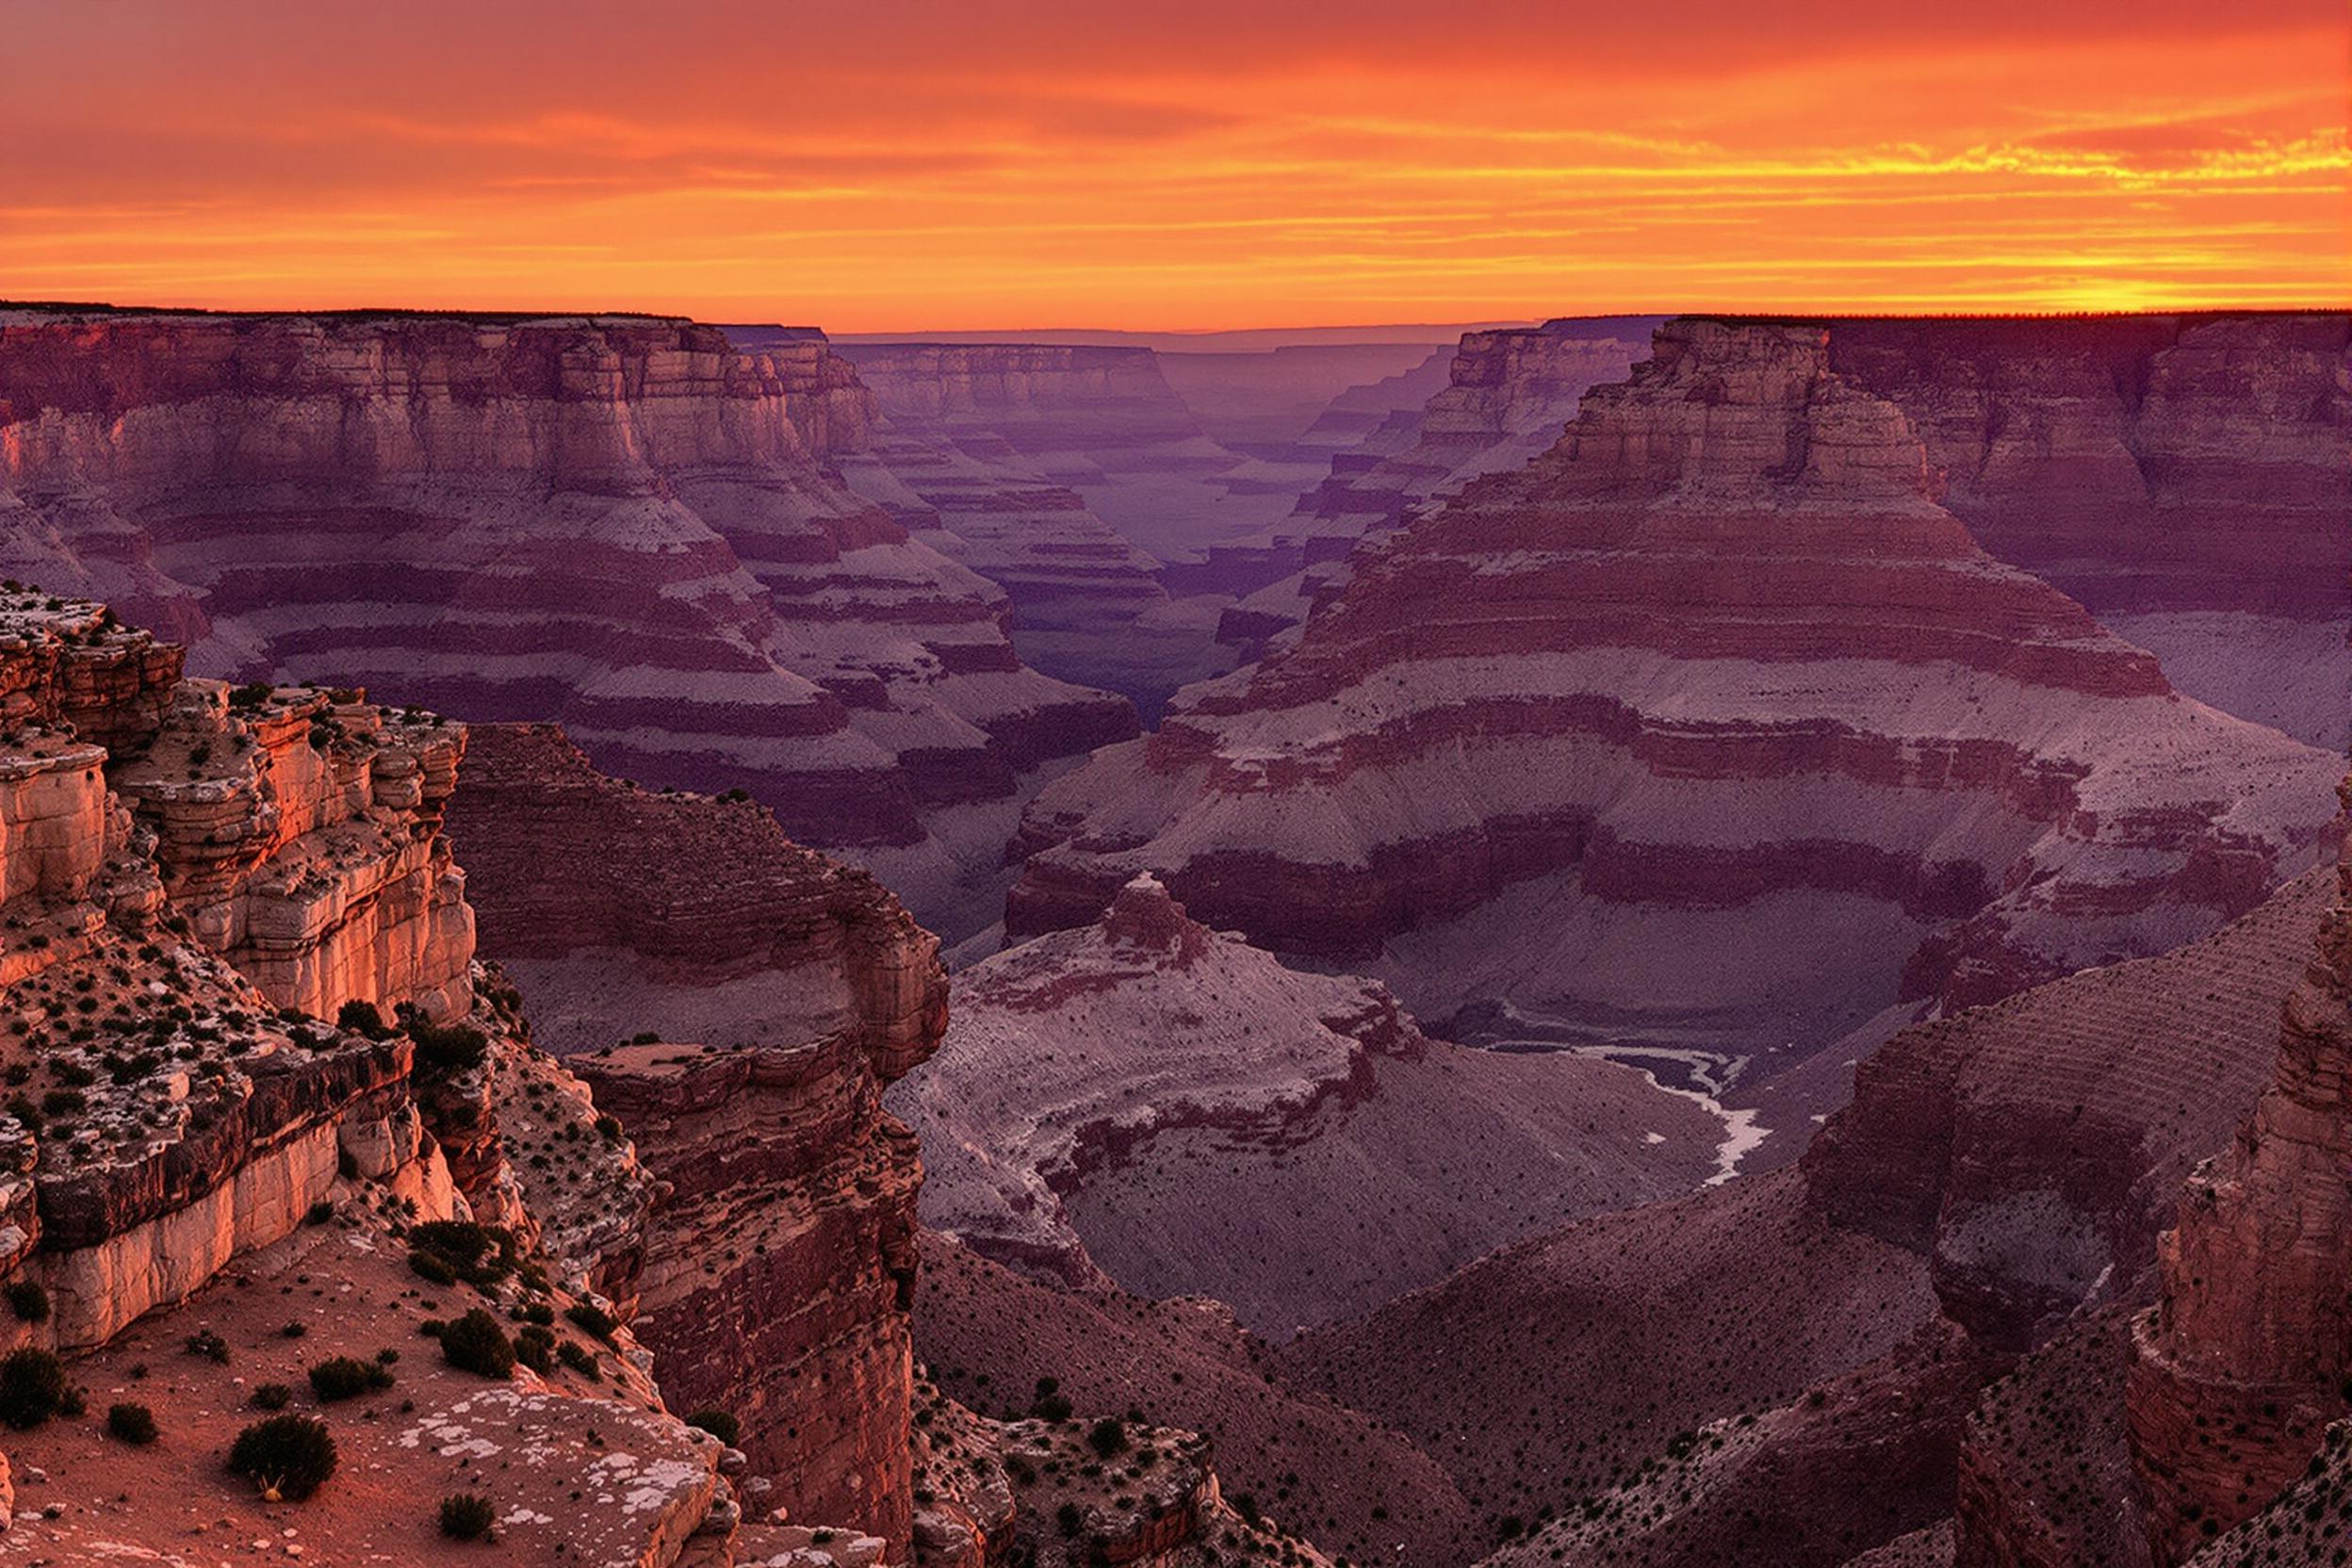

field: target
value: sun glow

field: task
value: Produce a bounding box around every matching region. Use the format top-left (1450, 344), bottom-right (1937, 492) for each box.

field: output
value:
top-left (1, 1), bottom-right (2344, 326)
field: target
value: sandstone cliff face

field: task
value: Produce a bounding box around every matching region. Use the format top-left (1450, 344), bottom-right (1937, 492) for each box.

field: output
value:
top-left (0, 308), bottom-right (1135, 939)
top-left (1009, 318), bottom-right (2341, 1086)
top-left (446, 722), bottom-right (950, 1551)
top-left (896, 873), bottom-right (1716, 1331)
top-left (1830, 313), bottom-right (2352, 750)
top-left (2125, 779), bottom-right (2352, 1563)
top-left (0, 591), bottom-right (480, 1345)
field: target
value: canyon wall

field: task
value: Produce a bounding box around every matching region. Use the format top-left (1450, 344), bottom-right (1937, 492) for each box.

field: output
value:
top-left (1830, 313), bottom-right (2351, 750)
top-left (2125, 778), bottom-right (2352, 1562)
top-left (0, 307), bottom-right (1135, 939)
top-left (1008, 318), bottom-right (2342, 1084)
top-left (0, 593), bottom-right (772, 1565)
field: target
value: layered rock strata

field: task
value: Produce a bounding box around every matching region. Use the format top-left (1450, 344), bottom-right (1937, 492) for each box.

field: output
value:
top-left (1831, 313), bottom-right (2351, 749)
top-left (0, 307), bottom-right (1135, 937)
top-left (896, 873), bottom-right (1716, 1331)
top-left (0, 593), bottom-right (937, 1565)
top-left (2126, 779), bottom-right (2352, 1563)
top-left (1009, 318), bottom-right (2342, 1076)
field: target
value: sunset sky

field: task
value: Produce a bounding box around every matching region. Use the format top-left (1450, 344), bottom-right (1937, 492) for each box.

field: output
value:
top-left (3, 0), bottom-right (2346, 330)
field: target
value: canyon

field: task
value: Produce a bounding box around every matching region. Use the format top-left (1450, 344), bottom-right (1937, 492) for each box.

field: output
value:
top-left (1007, 316), bottom-right (2344, 1130)
top-left (0, 307), bottom-right (1136, 939)
top-left (1, 302), bottom-right (2346, 1568)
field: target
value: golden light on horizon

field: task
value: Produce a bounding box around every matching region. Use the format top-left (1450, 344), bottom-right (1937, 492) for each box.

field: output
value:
top-left (1, 0), bottom-right (2344, 329)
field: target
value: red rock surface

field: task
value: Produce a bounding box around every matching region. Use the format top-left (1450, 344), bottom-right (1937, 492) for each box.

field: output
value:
top-left (0, 307), bottom-right (1135, 938)
top-left (1008, 318), bottom-right (2342, 1086)
top-left (0, 595), bottom-right (804, 1564)
top-left (2126, 780), bottom-right (2352, 1563)
top-left (1830, 314), bottom-right (2351, 750)
top-left (896, 873), bottom-right (1718, 1331)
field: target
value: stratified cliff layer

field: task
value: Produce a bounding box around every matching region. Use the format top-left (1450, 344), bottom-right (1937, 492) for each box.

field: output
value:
top-left (1195, 319), bottom-right (1655, 610)
top-left (1831, 314), bottom-right (2351, 749)
top-left (1009, 318), bottom-right (2342, 1080)
top-left (0, 592), bottom-right (768, 1565)
top-left (2126, 780), bottom-right (2352, 1564)
top-left (0, 307), bottom-right (1135, 938)
top-left (895, 873), bottom-right (1716, 1331)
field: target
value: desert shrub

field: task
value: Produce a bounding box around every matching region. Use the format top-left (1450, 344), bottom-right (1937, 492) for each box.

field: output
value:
top-left (514, 1325), bottom-right (555, 1375)
top-left (404, 1012), bottom-right (488, 1075)
top-left (186, 1328), bottom-right (231, 1364)
top-left (229, 1413), bottom-right (337, 1500)
top-left (439, 1310), bottom-right (514, 1380)
top-left (0, 1348), bottom-right (68, 1429)
top-left (440, 1492), bottom-right (497, 1541)
top-left (1087, 1417), bottom-right (1129, 1459)
top-left (335, 1000), bottom-right (390, 1039)
top-left (251, 1383), bottom-right (293, 1411)
top-left (106, 1401), bottom-right (159, 1445)
top-left (308, 1356), bottom-right (393, 1401)
top-left (1057, 1501), bottom-right (1085, 1537)
top-left (564, 1301), bottom-right (618, 1343)
top-left (407, 1248), bottom-right (459, 1285)
top-left (557, 1340), bottom-right (600, 1380)
top-left (685, 1409), bottom-right (741, 1446)
top-left (4, 1279), bottom-right (50, 1323)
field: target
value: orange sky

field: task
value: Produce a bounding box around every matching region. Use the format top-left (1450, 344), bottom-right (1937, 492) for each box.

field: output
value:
top-left (2, 0), bottom-right (2346, 330)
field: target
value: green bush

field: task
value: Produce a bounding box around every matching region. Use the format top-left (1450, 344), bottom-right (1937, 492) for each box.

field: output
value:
top-left (406, 1016), bottom-right (489, 1076)
top-left (514, 1325), bottom-right (555, 1376)
top-left (1087, 1417), bottom-right (1129, 1459)
top-left (4, 1279), bottom-right (50, 1323)
top-left (557, 1340), bottom-right (600, 1380)
top-left (0, 1348), bottom-right (68, 1429)
top-left (229, 1413), bottom-right (338, 1501)
top-left (106, 1401), bottom-right (159, 1445)
top-left (308, 1356), bottom-right (393, 1401)
top-left (439, 1310), bottom-right (515, 1380)
top-left (440, 1492), bottom-right (498, 1541)
top-left (407, 1248), bottom-right (460, 1285)
top-left (685, 1409), bottom-right (741, 1446)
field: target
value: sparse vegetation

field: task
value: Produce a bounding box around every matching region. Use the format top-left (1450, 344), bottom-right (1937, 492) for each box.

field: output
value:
top-left (0, 1348), bottom-right (69, 1429)
top-left (438, 1309), bottom-right (516, 1379)
top-left (440, 1492), bottom-right (498, 1541)
top-left (229, 1413), bottom-right (338, 1501)
top-left (107, 1401), bottom-right (159, 1445)
top-left (4, 1279), bottom-right (50, 1323)
top-left (308, 1356), bottom-right (394, 1400)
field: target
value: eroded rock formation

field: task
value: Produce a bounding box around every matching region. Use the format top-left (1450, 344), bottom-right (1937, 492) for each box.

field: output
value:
top-left (897, 872), bottom-right (1716, 1331)
top-left (1831, 313), bottom-right (2351, 750)
top-left (2126, 778), bottom-right (2352, 1563)
top-left (1009, 318), bottom-right (2342, 1088)
top-left (0, 306), bottom-right (1135, 937)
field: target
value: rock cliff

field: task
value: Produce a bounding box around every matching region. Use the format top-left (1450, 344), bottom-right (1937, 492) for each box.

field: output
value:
top-left (1831, 313), bottom-right (2351, 750)
top-left (2125, 778), bottom-right (2352, 1563)
top-left (1008, 318), bottom-right (2342, 1092)
top-left (0, 306), bottom-right (1135, 938)
top-left (0, 591), bottom-right (778, 1564)
top-left (895, 872), bottom-right (1716, 1331)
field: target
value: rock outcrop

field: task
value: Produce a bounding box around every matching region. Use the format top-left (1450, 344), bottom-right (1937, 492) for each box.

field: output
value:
top-left (1803, 863), bottom-right (2337, 1349)
top-left (0, 306), bottom-right (1135, 938)
top-left (2125, 778), bottom-right (2352, 1563)
top-left (1831, 313), bottom-right (2351, 750)
top-left (0, 591), bottom-right (781, 1565)
top-left (897, 872), bottom-right (1716, 1331)
top-left (1008, 318), bottom-right (2343, 1088)
top-left (445, 722), bottom-right (950, 1548)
